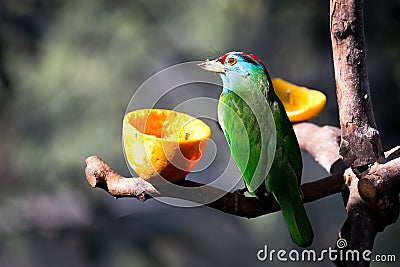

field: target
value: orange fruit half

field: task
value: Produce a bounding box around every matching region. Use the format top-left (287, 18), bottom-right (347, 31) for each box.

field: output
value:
top-left (123, 109), bottom-right (211, 182)
top-left (272, 78), bottom-right (327, 122)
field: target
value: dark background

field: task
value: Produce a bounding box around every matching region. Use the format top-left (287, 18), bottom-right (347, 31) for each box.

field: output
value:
top-left (0, 0), bottom-right (399, 266)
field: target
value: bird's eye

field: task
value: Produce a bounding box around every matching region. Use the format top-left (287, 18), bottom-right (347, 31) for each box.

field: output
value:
top-left (227, 57), bottom-right (237, 66)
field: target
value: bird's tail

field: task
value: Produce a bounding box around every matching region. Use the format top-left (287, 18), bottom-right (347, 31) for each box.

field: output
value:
top-left (275, 193), bottom-right (314, 247)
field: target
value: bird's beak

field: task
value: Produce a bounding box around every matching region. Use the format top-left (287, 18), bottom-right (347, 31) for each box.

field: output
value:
top-left (197, 59), bottom-right (226, 73)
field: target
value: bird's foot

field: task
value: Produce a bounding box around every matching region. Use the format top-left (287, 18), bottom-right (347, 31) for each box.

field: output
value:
top-left (236, 188), bottom-right (247, 196)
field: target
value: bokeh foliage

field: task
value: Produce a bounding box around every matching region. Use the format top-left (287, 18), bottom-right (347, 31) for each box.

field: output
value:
top-left (0, 0), bottom-right (399, 266)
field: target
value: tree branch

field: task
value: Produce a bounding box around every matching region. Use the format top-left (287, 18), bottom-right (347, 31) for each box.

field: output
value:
top-left (293, 122), bottom-right (348, 174)
top-left (330, 0), bottom-right (384, 168)
top-left (85, 153), bottom-right (345, 218)
top-left (85, 156), bottom-right (160, 201)
top-left (330, 1), bottom-right (379, 265)
top-left (358, 150), bottom-right (400, 204)
top-left (330, 1), bottom-right (399, 266)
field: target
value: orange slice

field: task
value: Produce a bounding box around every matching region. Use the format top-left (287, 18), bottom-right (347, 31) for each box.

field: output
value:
top-left (272, 78), bottom-right (326, 122)
top-left (123, 109), bottom-right (211, 182)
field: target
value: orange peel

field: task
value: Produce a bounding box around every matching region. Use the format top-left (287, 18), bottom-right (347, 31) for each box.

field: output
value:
top-left (123, 109), bottom-right (211, 182)
top-left (272, 78), bottom-right (327, 122)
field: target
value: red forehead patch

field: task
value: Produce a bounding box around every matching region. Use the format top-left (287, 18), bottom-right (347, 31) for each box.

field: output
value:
top-left (219, 52), bottom-right (264, 65)
top-left (241, 52), bottom-right (263, 65)
top-left (220, 53), bottom-right (229, 64)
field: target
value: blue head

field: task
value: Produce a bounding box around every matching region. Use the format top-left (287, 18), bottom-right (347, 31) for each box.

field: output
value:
top-left (198, 51), bottom-right (268, 94)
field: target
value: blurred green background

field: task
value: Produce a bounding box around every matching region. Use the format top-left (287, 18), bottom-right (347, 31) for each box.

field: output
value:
top-left (0, 0), bottom-right (399, 266)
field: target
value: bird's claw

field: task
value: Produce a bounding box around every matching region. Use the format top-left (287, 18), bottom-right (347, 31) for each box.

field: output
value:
top-left (236, 188), bottom-right (247, 196)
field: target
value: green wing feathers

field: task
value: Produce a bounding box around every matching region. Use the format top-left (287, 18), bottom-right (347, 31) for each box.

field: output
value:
top-left (269, 93), bottom-right (303, 182)
top-left (267, 140), bottom-right (313, 247)
top-left (219, 88), bottom-right (313, 247)
top-left (274, 191), bottom-right (314, 247)
top-left (218, 93), bottom-right (262, 194)
top-left (266, 92), bottom-right (313, 247)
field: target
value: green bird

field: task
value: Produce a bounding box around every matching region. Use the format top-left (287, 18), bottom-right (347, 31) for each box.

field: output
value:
top-left (198, 51), bottom-right (313, 247)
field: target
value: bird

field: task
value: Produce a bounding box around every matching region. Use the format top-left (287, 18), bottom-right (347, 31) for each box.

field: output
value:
top-left (198, 51), bottom-right (313, 247)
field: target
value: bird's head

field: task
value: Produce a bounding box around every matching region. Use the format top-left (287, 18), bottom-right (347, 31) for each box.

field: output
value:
top-left (198, 51), bottom-right (268, 93)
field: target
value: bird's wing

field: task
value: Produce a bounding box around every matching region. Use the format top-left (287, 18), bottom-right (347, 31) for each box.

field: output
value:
top-left (270, 96), bottom-right (303, 183)
top-left (219, 92), bottom-right (263, 194)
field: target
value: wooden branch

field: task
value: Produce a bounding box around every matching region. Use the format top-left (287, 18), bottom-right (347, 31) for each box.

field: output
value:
top-left (85, 154), bottom-right (345, 218)
top-left (330, 0), bottom-right (384, 167)
top-left (293, 122), bottom-right (347, 174)
top-left (330, 1), bottom-right (399, 266)
top-left (335, 203), bottom-right (376, 267)
top-left (330, 1), bottom-right (378, 265)
top-left (85, 156), bottom-right (160, 201)
top-left (358, 153), bottom-right (400, 203)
